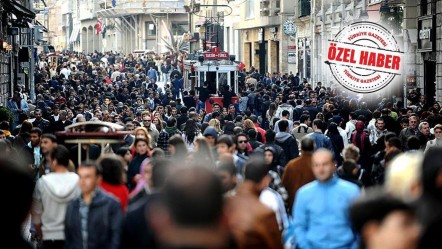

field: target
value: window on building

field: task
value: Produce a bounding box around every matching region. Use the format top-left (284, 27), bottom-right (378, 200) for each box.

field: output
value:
top-left (298, 0), bottom-right (311, 17)
top-left (171, 23), bottom-right (188, 35)
top-left (145, 22), bottom-right (156, 37)
top-left (421, 0), bottom-right (427, 15)
top-left (246, 0), bottom-right (255, 19)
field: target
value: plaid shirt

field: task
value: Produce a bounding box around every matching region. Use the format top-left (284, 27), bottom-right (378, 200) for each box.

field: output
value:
top-left (157, 129), bottom-right (170, 154)
top-left (269, 170), bottom-right (288, 201)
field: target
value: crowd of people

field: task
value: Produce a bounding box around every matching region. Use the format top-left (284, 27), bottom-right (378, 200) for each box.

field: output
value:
top-left (1, 50), bottom-right (442, 249)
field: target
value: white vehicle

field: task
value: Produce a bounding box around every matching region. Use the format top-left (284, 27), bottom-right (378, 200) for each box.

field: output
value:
top-left (132, 49), bottom-right (156, 57)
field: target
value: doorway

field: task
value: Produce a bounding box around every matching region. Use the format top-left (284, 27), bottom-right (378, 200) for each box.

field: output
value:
top-left (424, 60), bottom-right (436, 104)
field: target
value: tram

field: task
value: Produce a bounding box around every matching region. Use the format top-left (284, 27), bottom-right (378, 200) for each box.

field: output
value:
top-left (183, 47), bottom-right (240, 112)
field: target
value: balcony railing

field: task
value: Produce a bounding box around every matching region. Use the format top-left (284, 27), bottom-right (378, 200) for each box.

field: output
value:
top-left (298, 0), bottom-right (311, 17)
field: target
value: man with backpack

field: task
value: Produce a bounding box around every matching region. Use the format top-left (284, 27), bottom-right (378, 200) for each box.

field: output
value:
top-left (292, 114), bottom-right (314, 143)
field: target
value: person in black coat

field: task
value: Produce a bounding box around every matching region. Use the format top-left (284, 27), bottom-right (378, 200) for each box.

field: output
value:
top-left (120, 159), bottom-right (174, 249)
top-left (65, 162), bottom-right (122, 249)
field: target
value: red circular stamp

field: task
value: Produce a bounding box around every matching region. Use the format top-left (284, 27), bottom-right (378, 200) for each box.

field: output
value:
top-left (326, 22), bottom-right (403, 93)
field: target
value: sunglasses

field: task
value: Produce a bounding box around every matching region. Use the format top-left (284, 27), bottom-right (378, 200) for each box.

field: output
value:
top-left (143, 119), bottom-right (151, 122)
top-left (238, 140), bottom-right (248, 144)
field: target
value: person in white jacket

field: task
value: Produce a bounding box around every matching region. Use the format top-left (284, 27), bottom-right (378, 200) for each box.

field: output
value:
top-left (31, 145), bottom-right (80, 249)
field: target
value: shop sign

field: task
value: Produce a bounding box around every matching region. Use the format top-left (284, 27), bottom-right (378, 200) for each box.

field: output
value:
top-left (418, 17), bottom-right (435, 52)
top-left (203, 47), bottom-right (229, 60)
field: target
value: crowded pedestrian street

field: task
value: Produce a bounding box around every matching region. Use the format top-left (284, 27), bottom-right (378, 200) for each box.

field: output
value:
top-left (1, 0), bottom-right (442, 248)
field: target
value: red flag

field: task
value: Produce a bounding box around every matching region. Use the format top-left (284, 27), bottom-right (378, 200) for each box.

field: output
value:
top-left (95, 19), bottom-right (102, 35)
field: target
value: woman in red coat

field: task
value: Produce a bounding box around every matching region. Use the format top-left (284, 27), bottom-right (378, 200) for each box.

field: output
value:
top-left (98, 154), bottom-right (129, 212)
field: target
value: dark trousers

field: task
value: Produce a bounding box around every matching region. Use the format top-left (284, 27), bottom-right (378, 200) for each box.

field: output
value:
top-left (41, 240), bottom-right (65, 249)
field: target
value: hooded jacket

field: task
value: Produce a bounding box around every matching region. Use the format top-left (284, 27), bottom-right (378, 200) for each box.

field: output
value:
top-left (32, 172), bottom-right (80, 240)
top-left (275, 132), bottom-right (299, 162)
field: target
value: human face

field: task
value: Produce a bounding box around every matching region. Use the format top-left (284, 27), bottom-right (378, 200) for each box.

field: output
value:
top-left (136, 141), bottom-right (148, 154)
top-left (217, 170), bottom-right (236, 193)
top-left (237, 136), bottom-right (248, 152)
top-left (35, 111), bottom-right (42, 120)
top-left (401, 122), bottom-right (409, 129)
top-left (168, 144), bottom-right (176, 155)
top-left (205, 135), bottom-right (216, 146)
top-left (0, 133), bottom-right (6, 140)
top-left (40, 138), bottom-right (56, 154)
top-left (264, 151), bottom-right (274, 165)
top-left (143, 118), bottom-right (151, 128)
top-left (213, 105), bottom-right (220, 113)
top-left (435, 128), bottom-right (442, 139)
top-left (217, 143), bottom-right (230, 156)
top-left (312, 151), bottom-right (336, 182)
top-left (376, 121), bottom-right (385, 130)
top-left (171, 109), bottom-right (177, 116)
top-left (124, 150), bottom-right (132, 163)
top-left (153, 118), bottom-right (159, 126)
top-left (143, 162), bottom-right (153, 189)
top-left (229, 106), bottom-right (235, 114)
top-left (409, 118), bottom-right (418, 129)
top-left (366, 211), bottom-right (420, 249)
top-left (78, 166), bottom-right (100, 195)
top-left (30, 132), bottom-right (41, 147)
top-left (420, 124), bottom-right (430, 136)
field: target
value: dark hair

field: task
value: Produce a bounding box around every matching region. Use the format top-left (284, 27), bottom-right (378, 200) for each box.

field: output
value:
top-left (342, 159), bottom-right (358, 175)
top-left (384, 132), bottom-right (397, 143)
top-left (244, 158), bottom-right (269, 183)
top-left (151, 158), bottom-right (173, 189)
top-left (30, 127), bottom-right (42, 137)
top-left (151, 148), bottom-right (166, 158)
top-left (41, 133), bottom-right (57, 143)
top-left (282, 110), bottom-right (290, 117)
top-left (247, 129), bottom-right (258, 139)
top-left (223, 121), bottom-right (236, 135)
top-left (265, 129), bottom-right (276, 142)
top-left (0, 157), bottom-right (35, 227)
top-left (163, 166), bottom-right (224, 226)
top-left (168, 134), bottom-right (188, 157)
top-left (167, 117), bottom-right (177, 127)
top-left (217, 134), bottom-right (234, 147)
top-left (183, 119), bottom-right (199, 145)
top-left (50, 145), bottom-right (71, 167)
top-left (407, 136), bottom-right (421, 151)
top-left (300, 114), bottom-right (310, 123)
top-left (350, 188), bottom-right (413, 249)
top-left (116, 146), bottom-right (130, 157)
top-left (387, 137), bottom-right (402, 150)
top-left (217, 156), bottom-right (236, 176)
top-left (79, 160), bottom-right (102, 176)
top-left (134, 138), bottom-right (150, 148)
top-left (301, 136), bottom-right (315, 152)
top-left (422, 147), bottom-right (442, 196)
top-left (98, 155), bottom-right (125, 185)
top-left (278, 119), bottom-right (289, 132)
top-left (313, 119), bottom-right (323, 129)
top-left (0, 121), bottom-right (10, 130)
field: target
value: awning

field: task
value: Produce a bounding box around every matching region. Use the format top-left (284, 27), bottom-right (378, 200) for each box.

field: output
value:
top-left (36, 20), bottom-right (49, 32)
top-left (3, 0), bottom-right (36, 19)
top-left (69, 24), bottom-right (81, 43)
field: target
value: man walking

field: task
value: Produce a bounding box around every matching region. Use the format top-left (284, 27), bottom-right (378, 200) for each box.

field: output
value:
top-left (64, 161), bottom-right (123, 249)
top-left (292, 149), bottom-right (360, 249)
top-left (31, 145), bottom-right (80, 249)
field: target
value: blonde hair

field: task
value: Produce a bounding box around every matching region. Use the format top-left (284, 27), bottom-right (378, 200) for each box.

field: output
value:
top-left (131, 127), bottom-right (152, 150)
top-left (343, 144), bottom-right (360, 161)
top-left (208, 119), bottom-right (221, 132)
top-left (243, 119), bottom-right (255, 130)
top-left (385, 152), bottom-right (422, 202)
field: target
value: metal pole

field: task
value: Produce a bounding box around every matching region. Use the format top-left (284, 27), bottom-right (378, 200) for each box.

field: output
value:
top-left (30, 24), bottom-right (36, 102)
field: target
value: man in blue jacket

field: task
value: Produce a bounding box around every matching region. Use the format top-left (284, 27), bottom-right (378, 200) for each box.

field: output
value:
top-left (292, 149), bottom-right (360, 249)
top-left (64, 161), bottom-right (122, 249)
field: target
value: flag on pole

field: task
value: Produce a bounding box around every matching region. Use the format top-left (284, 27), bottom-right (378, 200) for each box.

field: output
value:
top-left (95, 19), bottom-right (102, 35)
